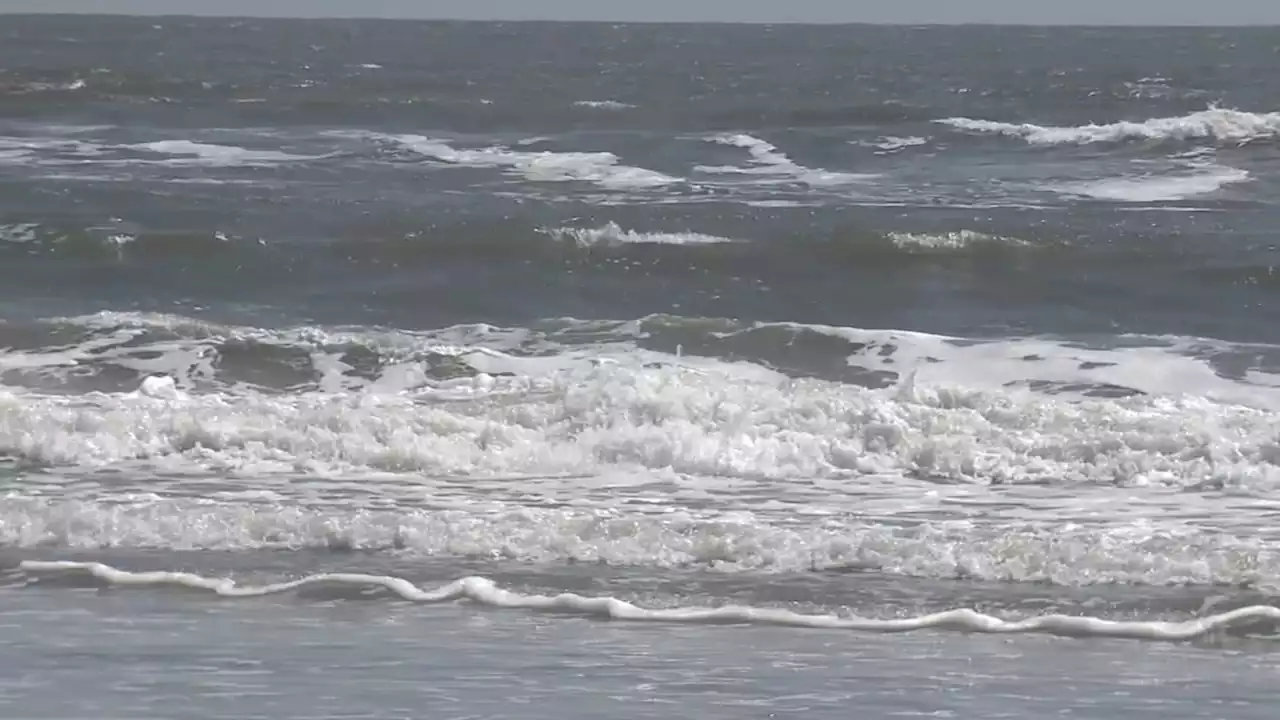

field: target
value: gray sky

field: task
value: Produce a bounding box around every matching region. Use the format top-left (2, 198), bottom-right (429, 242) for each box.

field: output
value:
top-left (0, 0), bottom-right (1277, 25)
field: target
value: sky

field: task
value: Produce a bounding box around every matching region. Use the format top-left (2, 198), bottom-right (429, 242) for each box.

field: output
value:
top-left (0, 0), bottom-right (1278, 25)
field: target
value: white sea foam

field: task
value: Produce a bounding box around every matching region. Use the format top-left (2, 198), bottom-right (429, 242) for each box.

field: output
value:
top-left (127, 140), bottom-right (327, 167)
top-left (742, 320), bottom-right (1280, 409)
top-left (0, 222), bottom-right (40, 244)
top-left (6, 313), bottom-right (1280, 586)
top-left (937, 107), bottom-right (1280, 145)
top-left (385, 134), bottom-right (678, 190)
top-left (886, 230), bottom-right (1028, 250)
top-left (855, 136), bottom-right (929, 153)
top-left (0, 134), bottom-right (327, 169)
top-left (695, 133), bottom-right (876, 187)
top-left (3, 497), bottom-right (1277, 586)
top-left (573, 100), bottom-right (636, 110)
top-left (18, 79), bottom-right (87, 93)
top-left (0, 135), bottom-right (105, 165)
top-left (543, 222), bottom-right (738, 247)
top-left (1058, 164), bottom-right (1251, 202)
top-left (18, 561), bottom-right (1280, 641)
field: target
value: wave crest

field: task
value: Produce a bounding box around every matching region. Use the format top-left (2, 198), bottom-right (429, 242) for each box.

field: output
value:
top-left (938, 107), bottom-right (1280, 146)
top-left (542, 222), bottom-right (738, 247)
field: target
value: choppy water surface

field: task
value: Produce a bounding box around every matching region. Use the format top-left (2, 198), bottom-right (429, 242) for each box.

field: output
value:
top-left (3, 15), bottom-right (1280, 717)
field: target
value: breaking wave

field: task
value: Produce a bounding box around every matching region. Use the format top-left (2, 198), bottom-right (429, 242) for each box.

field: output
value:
top-left (695, 133), bottom-right (877, 187)
top-left (370, 132), bottom-right (679, 190)
top-left (937, 107), bottom-right (1280, 146)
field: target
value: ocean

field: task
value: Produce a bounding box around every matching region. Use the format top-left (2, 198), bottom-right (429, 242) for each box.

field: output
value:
top-left (1, 13), bottom-right (1279, 717)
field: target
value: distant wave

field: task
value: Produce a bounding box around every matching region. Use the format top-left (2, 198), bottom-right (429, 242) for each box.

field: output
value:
top-left (542, 222), bottom-right (737, 247)
top-left (886, 230), bottom-right (1027, 250)
top-left (937, 107), bottom-right (1280, 146)
top-left (372, 133), bottom-right (679, 190)
top-left (853, 136), bottom-right (929, 153)
top-left (573, 100), bottom-right (636, 110)
top-left (129, 139), bottom-right (325, 167)
top-left (0, 134), bottom-right (329, 169)
top-left (7, 78), bottom-right (87, 93)
top-left (0, 223), bottom-right (39, 244)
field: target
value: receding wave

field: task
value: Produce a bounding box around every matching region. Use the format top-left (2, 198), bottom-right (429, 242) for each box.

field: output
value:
top-left (16, 561), bottom-right (1280, 642)
top-left (937, 107), bottom-right (1280, 146)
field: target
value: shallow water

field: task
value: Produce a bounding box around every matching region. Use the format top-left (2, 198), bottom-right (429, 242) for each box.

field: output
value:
top-left (3, 582), bottom-right (1279, 719)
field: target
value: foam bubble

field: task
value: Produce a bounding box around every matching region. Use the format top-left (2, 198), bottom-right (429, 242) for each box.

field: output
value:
top-left (135, 375), bottom-right (183, 400)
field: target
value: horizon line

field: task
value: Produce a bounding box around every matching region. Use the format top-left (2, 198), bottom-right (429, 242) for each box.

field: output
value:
top-left (2, 12), bottom-right (1278, 28)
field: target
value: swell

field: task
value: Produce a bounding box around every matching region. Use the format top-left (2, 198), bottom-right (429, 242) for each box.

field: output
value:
top-left (7, 218), bottom-right (1264, 306)
top-left (0, 78), bottom-right (938, 135)
top-left (0, 219), bottom-right (1048, 266)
